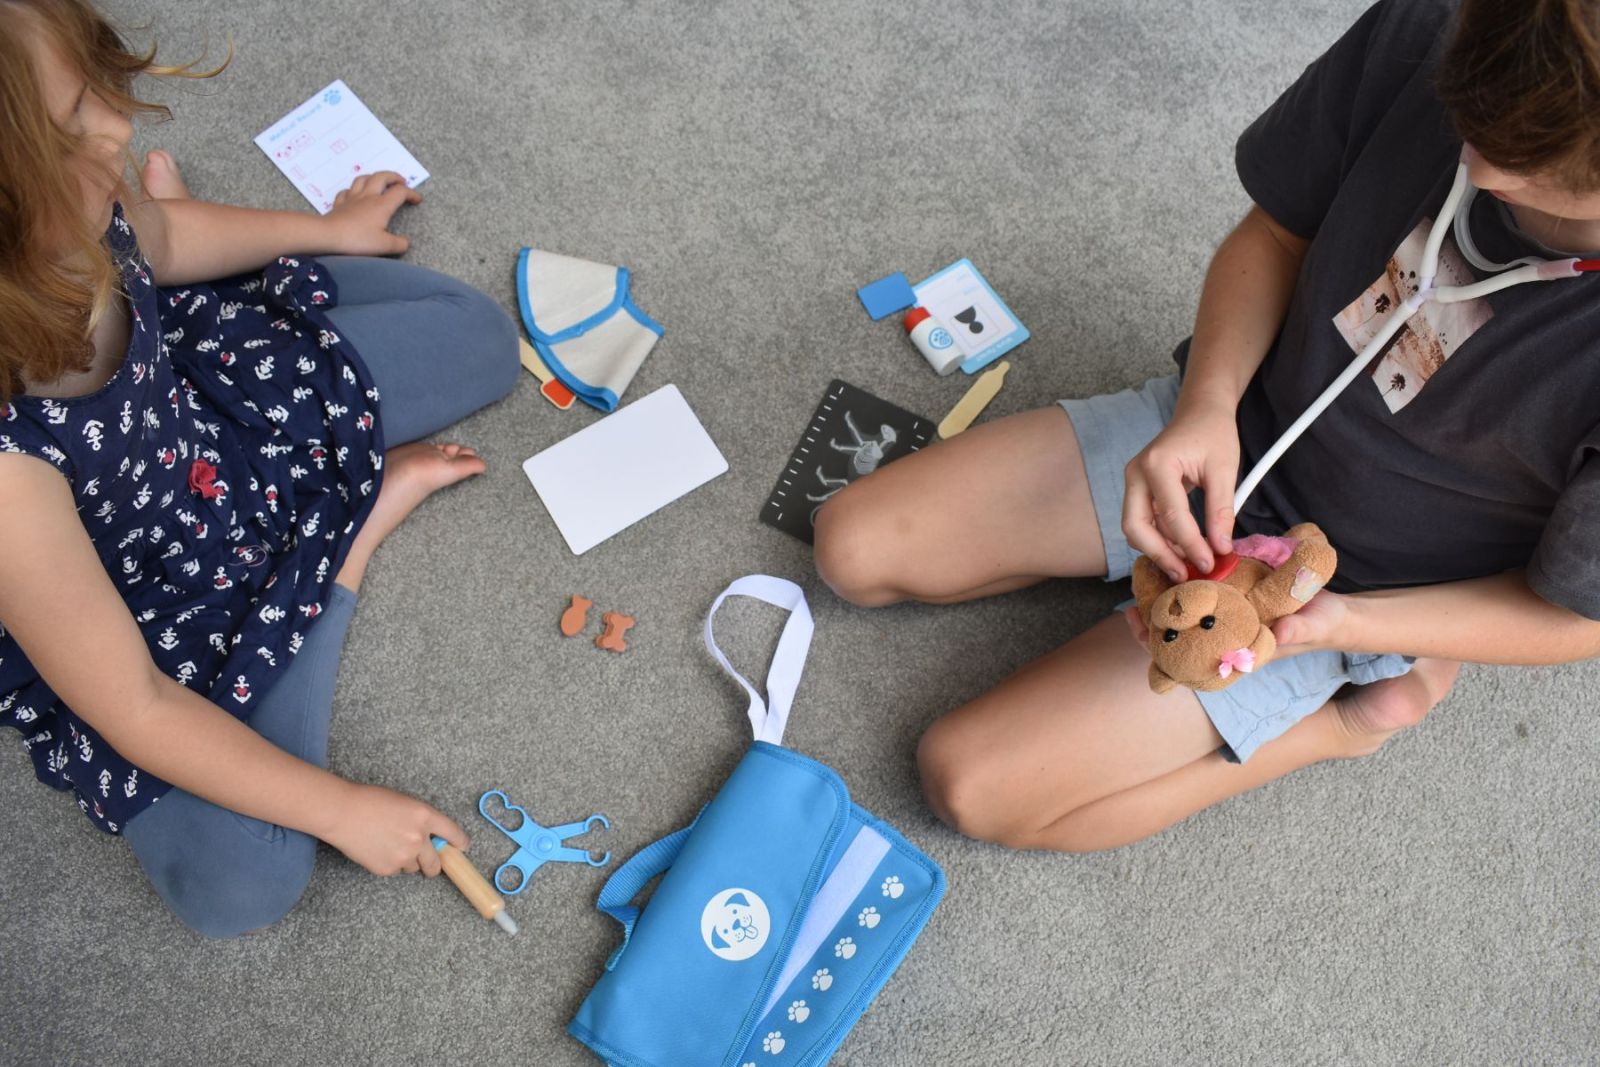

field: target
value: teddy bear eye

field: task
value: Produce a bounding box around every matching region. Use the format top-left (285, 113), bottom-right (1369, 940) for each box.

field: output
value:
top-left (1162, 628), bottom-right (1179, 643)
top-left (1200, 615), bottom-right (1216, 630)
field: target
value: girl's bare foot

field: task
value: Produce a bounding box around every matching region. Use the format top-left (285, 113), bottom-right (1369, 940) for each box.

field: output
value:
top-left (1330, 657), bottom-right (1461, 757)
top-left (334, 442), bottom-right (487, 591)
top-left (141, 150), bottom-right (192, 200)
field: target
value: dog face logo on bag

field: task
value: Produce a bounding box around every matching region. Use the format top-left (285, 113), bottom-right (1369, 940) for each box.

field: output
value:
top-left (701, 888), bottom-right (771, 961)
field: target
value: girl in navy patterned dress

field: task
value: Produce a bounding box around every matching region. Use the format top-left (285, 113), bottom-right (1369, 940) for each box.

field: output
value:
top-left (0, 1), bottom-right (520, 935)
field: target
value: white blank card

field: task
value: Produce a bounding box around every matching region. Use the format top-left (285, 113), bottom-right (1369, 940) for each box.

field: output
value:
top-left (523, 385), bottom-right (728, 555)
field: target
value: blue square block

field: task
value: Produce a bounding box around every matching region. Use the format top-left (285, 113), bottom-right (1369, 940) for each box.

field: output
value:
top-left (856, 273), bottom-right (917, 320)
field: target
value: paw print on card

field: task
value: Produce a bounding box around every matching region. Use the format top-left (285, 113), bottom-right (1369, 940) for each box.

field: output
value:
top-left (787, 1000), bottom-right (810, 1024)
top-left (858, 906), bottom-right (881, 929)
top-left (762, 1031), bottom-right (786, 1054)
top-left (811, 968), bottom-right (833, 991)
top-left (834, 936), bottom-right (856, 960)
top-left (881, 874), bottom-right (904, 899)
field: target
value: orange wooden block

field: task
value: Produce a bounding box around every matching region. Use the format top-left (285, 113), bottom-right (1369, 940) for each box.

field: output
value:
top-left (595, 611), bottom-right (635, 653)
top-left (541, 378), bottom-right (577, 410)
top-left (519, 338), bottom-right (578, 410)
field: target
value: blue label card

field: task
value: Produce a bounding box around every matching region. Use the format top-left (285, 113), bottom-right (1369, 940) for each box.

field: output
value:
top-left (913, 259), bottom-right (1029, 372)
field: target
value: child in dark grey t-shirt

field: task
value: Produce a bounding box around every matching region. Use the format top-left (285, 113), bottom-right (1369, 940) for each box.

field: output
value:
top-left (814, 0), bottom-right (1600, 850)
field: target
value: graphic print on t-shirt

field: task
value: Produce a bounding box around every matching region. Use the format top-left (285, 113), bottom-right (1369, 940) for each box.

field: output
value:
top-left (1332, 218), bottom-right (1493, 413)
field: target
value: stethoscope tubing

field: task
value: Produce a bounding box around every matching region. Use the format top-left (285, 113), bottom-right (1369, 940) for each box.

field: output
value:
top-left (1231, 156), bottom-right (1600, 514)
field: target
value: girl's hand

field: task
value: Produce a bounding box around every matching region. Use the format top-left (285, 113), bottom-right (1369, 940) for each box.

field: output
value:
top-left (322, 782), bottom-right (468, 877)
top-left (1270, 590), bottom-right (1352, 655)
top-left (1122, 397), bottom-right (1241, 583)
top-left (324, 172), bottom-right (422, 256)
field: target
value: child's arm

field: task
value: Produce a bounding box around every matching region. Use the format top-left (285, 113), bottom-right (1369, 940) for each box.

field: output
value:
top-left (1123, 204), bottom-right (1311, 583)
top-left (123, 171), bottom-right (421, 286)
top-left (0, 454), bottom-right (467, 874)
top-left (1274, 571), bottom-right (1600, 665)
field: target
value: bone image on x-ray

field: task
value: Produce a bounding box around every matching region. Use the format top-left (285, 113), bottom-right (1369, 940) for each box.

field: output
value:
top-left (805, 410), bottom-right (899, 523)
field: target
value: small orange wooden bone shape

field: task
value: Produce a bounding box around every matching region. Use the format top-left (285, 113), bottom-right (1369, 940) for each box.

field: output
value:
top-left (559, 595), bottom-right (592, 637)
top-left (595, 611), bottom-right (635, 653)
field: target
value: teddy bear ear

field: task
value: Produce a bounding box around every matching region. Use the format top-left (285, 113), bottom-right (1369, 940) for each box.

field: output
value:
top-left (1132, 555), bottom-right (1173, 621)
top-left (1148, 661), bottom-right (1178, 694)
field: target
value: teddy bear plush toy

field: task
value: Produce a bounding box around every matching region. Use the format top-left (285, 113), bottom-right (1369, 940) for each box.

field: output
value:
top-left (1131, 523), bottom-right (1338, 694)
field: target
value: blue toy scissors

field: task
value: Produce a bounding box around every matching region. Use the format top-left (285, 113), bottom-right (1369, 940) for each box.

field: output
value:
top-left (478, 789), bottom-right (611, 895)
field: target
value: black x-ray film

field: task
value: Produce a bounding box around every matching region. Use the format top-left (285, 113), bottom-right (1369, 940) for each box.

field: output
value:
top-left (761, 380), bottom-right (936, 545)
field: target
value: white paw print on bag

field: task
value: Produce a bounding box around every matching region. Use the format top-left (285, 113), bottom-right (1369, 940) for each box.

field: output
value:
top-left (881, 875), bottom-right (904, 899)
top-left (858, 906), bottom-right (881, 929)
top-left (787, 1000), bottom-right (810, 1024)
top-left (834, 937), bottom-right (856, 960)
top-left (762, 1032), bottom-right (786, 1054)
top-left (811, 968), bottom-right (833, 991)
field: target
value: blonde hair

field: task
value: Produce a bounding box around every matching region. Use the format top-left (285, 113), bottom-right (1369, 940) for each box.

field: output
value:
top-left (0, 0), bottom-right (224, 402)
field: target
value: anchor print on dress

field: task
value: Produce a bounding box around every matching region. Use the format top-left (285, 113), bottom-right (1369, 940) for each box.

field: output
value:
top-left (0, 209), bottom-right (381, 835)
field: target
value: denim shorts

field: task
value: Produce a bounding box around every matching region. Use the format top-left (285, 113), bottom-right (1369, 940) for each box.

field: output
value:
top-left (1059, 375), bottom-right (1412, 763)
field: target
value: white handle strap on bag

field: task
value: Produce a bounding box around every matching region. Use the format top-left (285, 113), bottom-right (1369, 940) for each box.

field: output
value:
top-left (703, 575), bottom-right (814, 745)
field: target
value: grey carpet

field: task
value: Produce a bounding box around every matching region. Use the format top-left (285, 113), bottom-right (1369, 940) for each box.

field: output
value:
top-left (4, 1), bottom-right (1598, 1064)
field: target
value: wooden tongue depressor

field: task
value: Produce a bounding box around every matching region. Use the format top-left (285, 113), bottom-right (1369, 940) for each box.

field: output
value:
top-left (937, 360), bottom-right (1011, 439)
top-left (518, 338), bottom-right (578, 410)
top-left (433, 838), bottom-right (518, 935)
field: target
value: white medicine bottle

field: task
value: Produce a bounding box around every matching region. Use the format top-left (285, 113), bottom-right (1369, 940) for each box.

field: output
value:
top-left (904, 307), bottom-right (962, 375)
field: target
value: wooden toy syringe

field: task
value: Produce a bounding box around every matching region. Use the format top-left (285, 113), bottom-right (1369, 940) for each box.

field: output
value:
top-left (432, 836), bottom-right (518, 936)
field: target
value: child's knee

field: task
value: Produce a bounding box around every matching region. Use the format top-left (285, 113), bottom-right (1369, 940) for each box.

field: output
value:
top-left (916, 719), bottom-right (1030, 847)
top-left (812, 492), bottom-right (903, 608)
top-left (449, 285), bottom-right (522, 404)
top-left (159, 830), bottom-right (316, 939)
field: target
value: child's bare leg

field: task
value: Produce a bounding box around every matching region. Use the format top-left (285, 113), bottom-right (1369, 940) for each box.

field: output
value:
top-left (815, 406), bottom-right (1105, 607)
top-left (917, 616), bottom-right (1229, 844)
top-left (1036, 659), bottom-right (1460, 851)
top-left (334, 442), bottom-right (485, 592)
top-left (917, 614), bottom-right (1459, 851)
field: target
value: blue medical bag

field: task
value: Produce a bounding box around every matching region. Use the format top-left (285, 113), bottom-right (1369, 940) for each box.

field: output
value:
top-left (568, 576), bottom-right (945, 1066)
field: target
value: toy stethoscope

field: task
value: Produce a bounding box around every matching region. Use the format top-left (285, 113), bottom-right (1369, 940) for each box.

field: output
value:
top-left (1231, 155), bottom-right (1600, 515)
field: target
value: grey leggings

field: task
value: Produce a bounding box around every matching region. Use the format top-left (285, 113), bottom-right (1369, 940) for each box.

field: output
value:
top-left (121, 256), bottom-right (520, 938)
